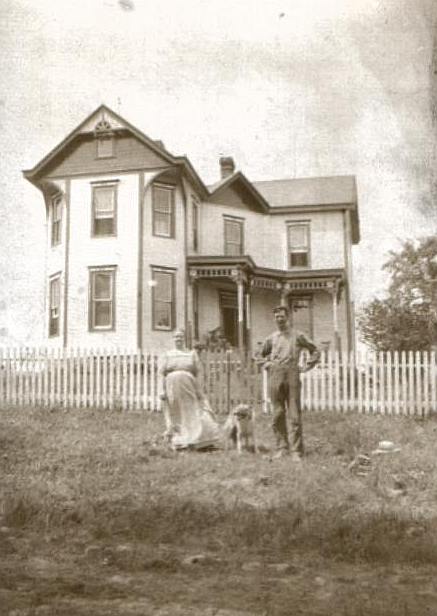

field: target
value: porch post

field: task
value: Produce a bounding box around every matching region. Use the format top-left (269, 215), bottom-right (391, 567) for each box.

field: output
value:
top-left (329, 280), bottom-right (340, 352)
top-left (279, 282), bottom-right (290, 307)
top-left (187, 270), bottom-right (198, 348)
top-left (245, 285), bottom-right (252, 354)
top-left (232, 269), bottom-right (246, 353)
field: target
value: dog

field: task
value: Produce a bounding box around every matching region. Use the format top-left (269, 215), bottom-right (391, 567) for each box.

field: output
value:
top-left (223, 403), bottom-right (257, 454)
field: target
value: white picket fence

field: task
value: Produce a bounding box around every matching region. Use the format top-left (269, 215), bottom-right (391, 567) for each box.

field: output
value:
top-left (300, 350), bottom-right (437, 416)
top-left (0, 347), bottom-right (436, 416)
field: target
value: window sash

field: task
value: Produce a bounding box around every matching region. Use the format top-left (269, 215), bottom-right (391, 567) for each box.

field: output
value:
top-left (51, 197), bottom-right (62, 246)
top-left (92, 185), bottom-right (116, 236)
top-left (192, 201), bottom-right (199, 251)
top-left (152, 185), bottom-right (174, 237)
top-left (152, 270), bottom-right (174, 330)
top-left (49, 277), bottom-right (60, 337)
top-left (224, 219), bottom-right (243, 255)
top-left (90, 269), bottom-right (115, 329)
top-left (288, 224), bottom-right (309, 267)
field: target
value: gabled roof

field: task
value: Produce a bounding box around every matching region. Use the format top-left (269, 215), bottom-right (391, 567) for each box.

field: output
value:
top-left (207, 171), bottom-right (270, 213)
top-left (252, 175), bottom-right (357, 207)
top-left (23, 104), bottom-right (208, 197)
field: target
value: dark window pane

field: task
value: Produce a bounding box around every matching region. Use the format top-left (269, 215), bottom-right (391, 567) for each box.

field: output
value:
top-left (94, 217), bottom-right (114, 235)
top-left (49, 317), bottom-right (59, 337)
top-left (154, 302), bottom-right (171, 328)
top-left (94, 273), bottom-right (111, 300)
top-left (94, 301), bottom-right (111, 327)
top-left (289, 252), bottom-right (308, 267)
top-left (154, 272), bottom-right (172, 301)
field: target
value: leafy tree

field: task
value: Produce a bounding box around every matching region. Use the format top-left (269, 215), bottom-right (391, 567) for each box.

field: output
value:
top-left (358, 237), bottom-right (437, 351)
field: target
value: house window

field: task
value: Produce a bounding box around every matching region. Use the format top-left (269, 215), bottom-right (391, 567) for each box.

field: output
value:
top-left (224, 217), bottom-right (244, 256)
top-left (152, 184), bottom-right (175, 238)
top-left (192, 198), bottom-right (199, 251)
top-left (49, 276), bottom-right (61, 337)
top-left (92, 184), bottom-right (117, 236)
top-left (152, 268), bottom-right (175, 330)
top-left (287, 223), bottom-right (310, 267)
top-left (96, 135), bottom-right (114, 158)
top-left (89, 267), bottom-right (116, 330)
top-left (51, 195), bottom-right (62, 246)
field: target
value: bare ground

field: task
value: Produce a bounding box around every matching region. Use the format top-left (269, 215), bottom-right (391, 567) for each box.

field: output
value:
top-left (1, 406), bottom-right (437, 615)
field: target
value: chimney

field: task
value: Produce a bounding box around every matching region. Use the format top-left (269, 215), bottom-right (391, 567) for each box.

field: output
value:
top-left (219, 156), bottom-right (235, 179)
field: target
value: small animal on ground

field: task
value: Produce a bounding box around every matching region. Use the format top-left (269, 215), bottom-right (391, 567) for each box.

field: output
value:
top-left (223, 403), bottom-right (257, 454)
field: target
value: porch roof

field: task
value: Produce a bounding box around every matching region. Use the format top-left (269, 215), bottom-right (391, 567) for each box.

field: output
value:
top-left (187, 255), bottom-right (344, 292)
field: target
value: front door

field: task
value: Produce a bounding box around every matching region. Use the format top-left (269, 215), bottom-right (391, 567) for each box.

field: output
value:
top-left (289, 296), bottom-right (313, 338)
top-left (220, 291), bottom-right (238, 347)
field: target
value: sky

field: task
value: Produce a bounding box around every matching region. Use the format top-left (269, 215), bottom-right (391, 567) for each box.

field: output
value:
top-left (0, 0), bottom-right (436, 345)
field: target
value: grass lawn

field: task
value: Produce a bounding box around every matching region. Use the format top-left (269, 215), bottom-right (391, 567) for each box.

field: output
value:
top-left (1, 406), bottom-right (437, 615)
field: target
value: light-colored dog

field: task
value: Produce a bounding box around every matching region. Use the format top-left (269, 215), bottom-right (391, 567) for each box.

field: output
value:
top-left (223, 403), bottom-right (257, 454)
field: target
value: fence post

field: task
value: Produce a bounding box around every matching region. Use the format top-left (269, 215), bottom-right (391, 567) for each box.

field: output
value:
top-left (225, 350), bottom-right (231, 416)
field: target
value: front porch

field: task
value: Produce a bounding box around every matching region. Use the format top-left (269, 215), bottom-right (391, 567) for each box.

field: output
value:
top-left (186, 256), bottom-right (349, 354)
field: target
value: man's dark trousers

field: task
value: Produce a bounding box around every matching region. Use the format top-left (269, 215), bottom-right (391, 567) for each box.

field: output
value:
top-left (269, 362), bottom-right (303, 455)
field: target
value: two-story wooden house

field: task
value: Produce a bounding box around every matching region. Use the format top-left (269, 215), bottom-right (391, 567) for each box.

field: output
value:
top-left (23, 105), bottom-right (360, 353)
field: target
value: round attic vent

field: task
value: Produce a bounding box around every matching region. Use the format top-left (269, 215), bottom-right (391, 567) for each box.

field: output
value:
top-left (95, 120), bottom-right (112, 133)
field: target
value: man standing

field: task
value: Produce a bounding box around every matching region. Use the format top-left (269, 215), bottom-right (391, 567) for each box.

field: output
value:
top-left (260, 305), bottom-right (320, 460)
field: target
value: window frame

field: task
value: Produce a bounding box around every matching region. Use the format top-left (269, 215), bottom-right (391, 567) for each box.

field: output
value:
top-left (48, 274), bottom-right (61, 338)
top-left (151, 267), bottom-right (176, 331)
top-left (152, 183), bottom-right (176, 238)
top-left (287, 221), bottom-right (311, 268)
top-left (223, 215), bottom-right (244, 256)
top-left (96, 134), bottom-right (115, 159)
top-left (88, 266), bottom-right (117, 332)
top-left (51, 195), bottom-right (62, 247)
top-left (91, 182), bottom-right (118, 238)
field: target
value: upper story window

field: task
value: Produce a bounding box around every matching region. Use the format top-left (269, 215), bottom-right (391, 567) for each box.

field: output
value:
top-left (95, 120), bottom-right (115, 159)
top-left (49, 275), bottom-right (61, 337)
top-left (224, 216), bottom-right (244, 256)
top-left (89, 267), bottom-right (116, 331)
top-left (51, 195), bottom-right (62, 247)
top-left (287, 222), bottom-right (310, 268)
top-left (192, 197), bottom-right (199, 251)
top-left (151, 267), bottom-right (175, 330)
top-left (92, 183), bottom-right (117, 237)
top-left (152, 183), bottom-right (175, 238)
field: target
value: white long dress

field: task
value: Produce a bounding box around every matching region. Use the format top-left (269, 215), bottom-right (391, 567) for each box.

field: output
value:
top-left (159, 349), bottom-right (220, 450)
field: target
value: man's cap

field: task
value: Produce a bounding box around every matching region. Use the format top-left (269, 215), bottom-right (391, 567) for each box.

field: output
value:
top-left (272, 305), bottom-right (289, 315)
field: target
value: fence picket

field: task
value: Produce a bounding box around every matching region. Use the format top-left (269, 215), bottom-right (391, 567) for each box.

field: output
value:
top-left (393, 351), bottom-right (400, 415)
top-left (423, 351), bottom-right (430, 417)
top-left (415, 350), bottom-right (422, 418)
top-left (407, 350), bottom-right (415, 416)
top-left (386, 352), bottom-right (392, 415)
top-left (429, 351), bottom-right (437, 413)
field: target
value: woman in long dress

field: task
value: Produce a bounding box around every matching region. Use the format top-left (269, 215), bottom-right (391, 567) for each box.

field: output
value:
top-left (159, 330), bottom-right (220, 450)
